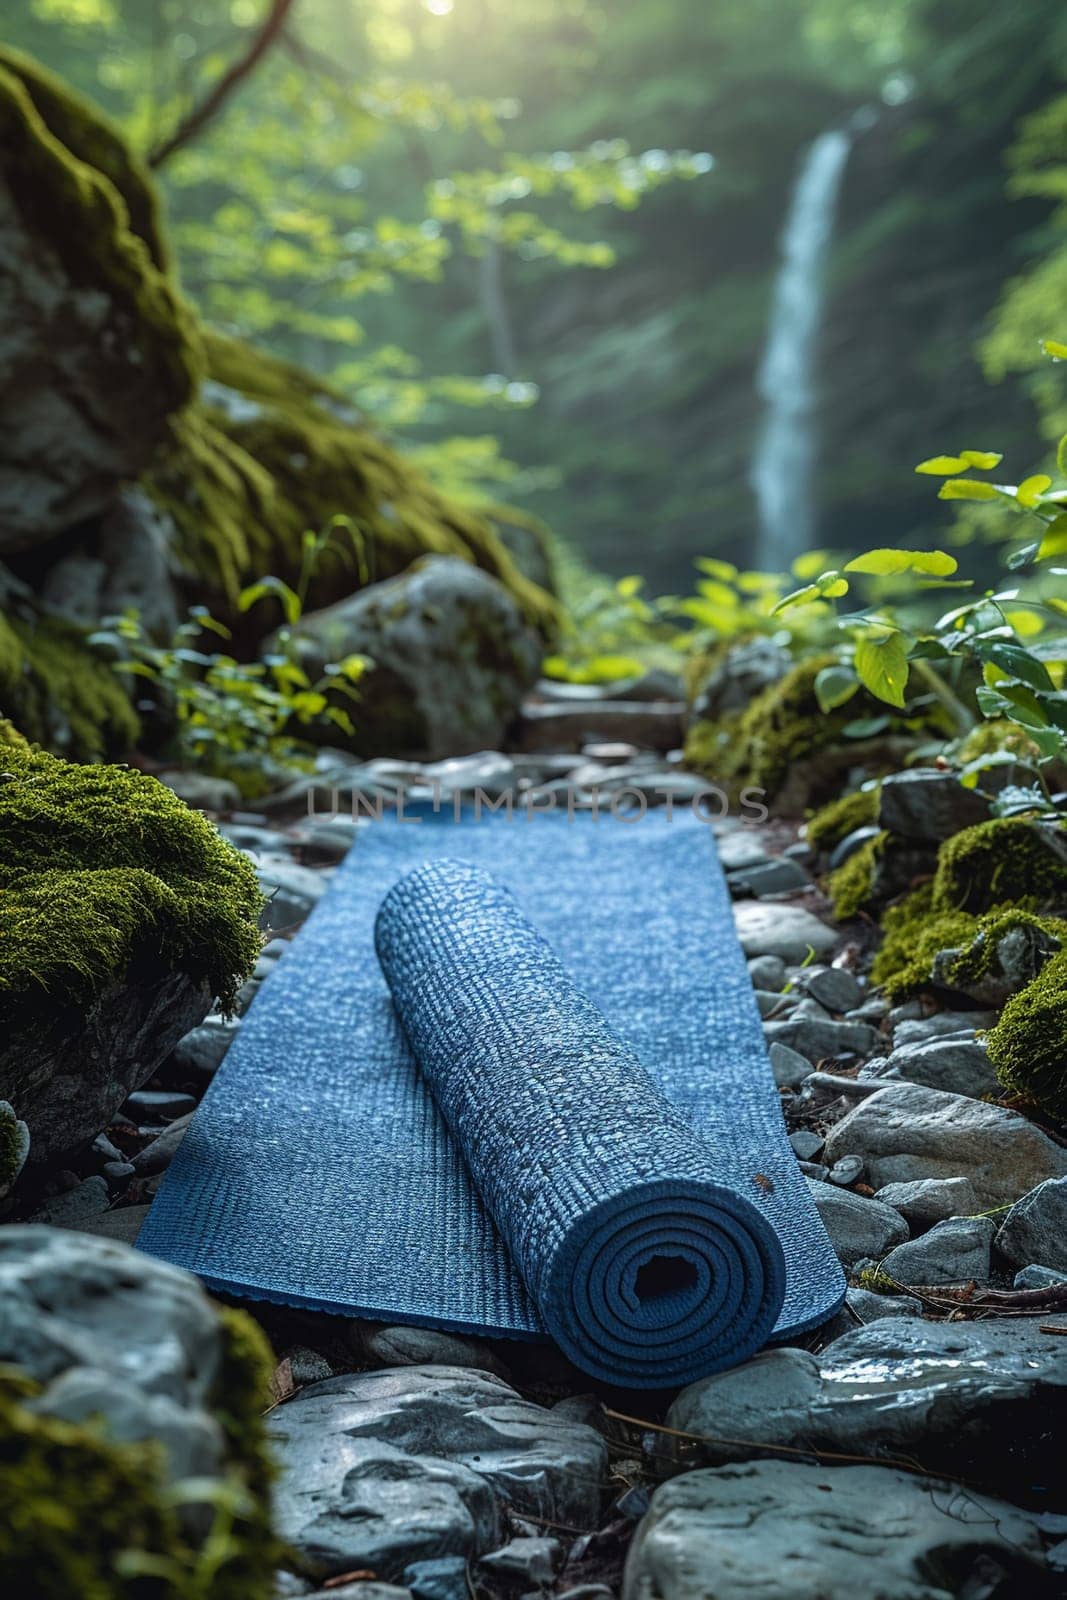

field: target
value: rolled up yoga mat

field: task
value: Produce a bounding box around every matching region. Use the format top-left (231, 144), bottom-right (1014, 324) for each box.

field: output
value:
top-left (138, 807), bottom-right (844, 1386)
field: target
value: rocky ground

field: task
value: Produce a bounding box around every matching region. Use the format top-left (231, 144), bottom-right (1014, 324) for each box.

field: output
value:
top-left (4, 679), bottom-right (1067, 1599)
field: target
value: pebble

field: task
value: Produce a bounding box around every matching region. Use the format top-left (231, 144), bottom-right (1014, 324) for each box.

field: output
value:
top-left (166, 1014), bottom-right (240, 1080)
top-left (727, 857), bottom-right (811, 897)
top-left (872, 1175), bottom-right (981, 1227)
top-left (767, 1041), bottom-right (812, 1090)
top-left (479, 1536), bottom-right (560, 1585)
top-left (821, 1081), bottom-right (1067, 1208)
top-left (827, 823), bottom-right (881, 870)
top-left (356, 1323), bottom-right (508, 1376)
top-left (763, 1016), bottom-right (881, 1064)
top-left (131, 1113), bottom-right (193, 1175)
top-left (804, 1179), bottom-right (907, 1267)
top-left (665, 1316), bottom-right (1067, 1494)
top-left (995, 1177), bottom-right (1067, 1273)
top-left (845, 1287), bottom-right (923, 1321)
top-left (733, 901), bottom-right (837, 963)
top-left (755, 989), bottom-right (795, 1018)
top-left (257, 857), bottom-right (329, 931)
top-left (403, 1557), bottom-right (467, 1600)
top-left (623, 1460), bottom-right (1049, 1600)
top-left (878, 1037), bottom-right (1000, 1100)
top-left (747, 954), bottom-right (787, 991)
top-left (799, 965), bottom-right (863, 1013)
top-left (716, 832), bottom-right (773, 873)
top-left (30, 1175), bottom-right (110, 1226)
top-left (1014, 1265), bottom-right (1067, 1290)
top-left (827, 1155), bottom-right (864, 1187)
top-left (891, 1010), bottom-right (995, 1049)
top-left (880, 1215), bottom-right (996, 1285)
top-left (124, 1089), bottom-right (197, 1120)
top-left (789, 1130), bottom-right (824, 1161)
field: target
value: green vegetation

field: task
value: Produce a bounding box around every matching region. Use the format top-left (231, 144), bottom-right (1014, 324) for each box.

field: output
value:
top-left (0, 1306), bottom-right (277, 1600)
top-left (0, 721), bottom-right (262, 1026)
top-left (933, 818), bottom-right (1067, 915)
top-left (0, 613), bottom-right (139, 762)
top-left (987, 948), bottom-right (1067, 1115)
top-left (805, 787), bottom-right (881, 850)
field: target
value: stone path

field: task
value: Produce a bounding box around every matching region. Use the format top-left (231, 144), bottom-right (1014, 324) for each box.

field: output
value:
top-left (7, 693), bottom-right (1067, 1596)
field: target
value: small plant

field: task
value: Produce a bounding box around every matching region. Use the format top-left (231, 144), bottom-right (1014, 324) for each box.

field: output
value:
top-left (90, 519), bottom-right (368, 794)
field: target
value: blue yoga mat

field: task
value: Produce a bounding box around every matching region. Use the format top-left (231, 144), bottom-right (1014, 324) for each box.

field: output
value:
top-left (138, 808), bottom-right (844, 1386)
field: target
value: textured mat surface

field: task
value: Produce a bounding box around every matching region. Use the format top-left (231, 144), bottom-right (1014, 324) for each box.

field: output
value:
top-left (139, 808), bottom-right (845, 1385)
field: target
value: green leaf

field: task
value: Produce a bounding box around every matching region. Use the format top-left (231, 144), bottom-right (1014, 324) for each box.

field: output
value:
top-left (615, 575), bottom-right (643, 598)
top-left (841, 714), bottom-right (891, 738)
top-left (1038, 514), bottom-right (1067, 560)
top-left (814, 664), bottom-right (860, 713)
top-left (958, 450), bottom-right (1003, 470)
top-left (1017, 474), bottom-right (1053, 508)
top-left (938, 479), bottom-right (1000, 502)
top-left (981, 642), bottom-right (1055, 691)
top-left (695, 557), bottom-right (738, 581)
top-left (915, 455), bottom-right (968, 475)
top-left (1058, 431), bottom-right (1067, 477)
top-left (1044, 340), bottom-right (1067, 361)
top-left (844, 548), bottom-right (958, 578)
top-left (1006, 541), bottom-right (1042, 571)
top-left (853, 631), bottom-right (910, 709)
top-left (771, 571), bottom-right (848, 614)
top-left (237, 577), bottom-right (301, 625)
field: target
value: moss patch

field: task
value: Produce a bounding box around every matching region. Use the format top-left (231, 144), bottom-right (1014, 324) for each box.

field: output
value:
top-left (871, 882), bottom-right (1067, 1001)
top-left (806, 787), bottom-right (881, 851)
top-left (932, 818), bottom-right (1067, 915)
top-left (0, 721), bottom-right (262, 1026)
top-left (828, 831), bottom-right (887, 920)
top-left (987, 948), bottom-right (1067, 1116)
top-left (147, 331), bottom-right (559, 638)
top-left (0, 1304), bottom-right (278, 1600)
top-left (0, 612), bottom-right (139, 763)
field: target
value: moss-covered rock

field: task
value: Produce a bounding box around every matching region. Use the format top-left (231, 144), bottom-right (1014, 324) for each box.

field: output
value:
top-left (806, 787), bottom-right (881, 852)
top-left (0, 721), bottom-right (261, 1159)
top-left (0, 1101), bottom-right (30, 1198)
top-left (146, 331), bottom-right (559, 638)
top-left (0, 46), bottom-right (201, 548)
top-left (0, 1227), bottom-right (279, 1600)
top-left (0, 610), bottom-right (139, 762)
top-left (932, 818), bottom-right (1067, 916)
top-left (987, 948), bottom-right (1067, 1116)
top-left (872, 885), bottom-right (1066, 1003)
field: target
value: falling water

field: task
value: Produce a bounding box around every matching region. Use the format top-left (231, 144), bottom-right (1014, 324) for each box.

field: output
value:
top-left (751, 129), bottom-right (852, 573)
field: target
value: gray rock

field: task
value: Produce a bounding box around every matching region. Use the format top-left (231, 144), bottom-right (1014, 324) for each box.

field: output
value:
top-left (1, 959), bottom-right (211, 1167)
top-left (728, 857), bottom-right (811, 897)
top-left (159, 771), bottom-right (241, 812)
top-left (358, 1323), bottom-right (508, 1377)
top-left (748, 955), bottom-right (787, 991)
top-left (755, 988), bottom-right (796, 1018)
top-left (124, 1089), bottom-right (196, 1120)
top-left (822, 1082), bottom-right (1067, 1208)
top-left (30, 1175), bottom-right (109, 1226)
top-left (0, 1227), bottom-right (230, 1489)
top-left (827, 823), bottom-right (881, 871)
top-left (827, 1155), bottom-right (864, 1187)
top-left (931, 918), bottom-right (1061, 1007)
top-left (996, 1177), bottom-right (1067, 1273)
top-left (717, 829), bottom-right (773, 873)
top-left (799, 965), bottom-right (863, 1013)
top-left (131, 1112), bottom-right (193, 1174)
top-left (734, 901), bottom-right (837, 963)
top-left (805, 1179), bottom-right (908, 1266)
top-left (768, 1041), bottom-right (812, 1090)
top-left (763, 1016), bottom-right (880, 1064)
top-left (283, 1346), bottom-right (339, 1388)
top-left (878, 767), bottom-right (991, 842)
top-left (280, 557), bottom-right (543, 761)
top-left (306, 1587), bottom-right (410, 1600)
top-left (403, 1558), bottom-right (467, 1600)
top-left (622, 1460), bottom-right (1048, 1600)
top-left (789, 1130), bottom-right (824, 1162)
top-left (257, 857), bottom-right (328, 931)
top-left (269, 1366), bottom-right (608, 1583)
top-left (480, 1536), bottom-right (560, 1585)
top-left (517, 701), bottom-right (686, 755)
top-left (891, 1009), bottom-right (995, 1049)
top-left (845, 1287), bottom-right (923, 1321)
top-left (167, 1014), bottom-right (241, 1080)
top-left (665, 1316), bottom-right (1067, 1492)
top-left (691, 637), bottom-right (792, 720)
top-left (880, 1215), bottom-right (996, 1284)
top-left (1014, 1265), bottom-right (1067, 1290)
top-left (0, 1099), bottom-right (30, 1197)
top-left (873, 1176), bottom-right (981, 1227)
top-left (882, 1037), bottom-right (1000, 1099)
top-left (51, 1202), bottom-right (151, 1245)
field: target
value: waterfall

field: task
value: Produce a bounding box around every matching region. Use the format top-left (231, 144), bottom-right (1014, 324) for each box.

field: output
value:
top-left (751, 129), bottom-right (851, 573)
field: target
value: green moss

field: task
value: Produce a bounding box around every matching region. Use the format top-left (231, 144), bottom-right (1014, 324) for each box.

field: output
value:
top-left (0, 1103), bottom-right (27, 1193)
top-left (148, 332), bottom-right (558, 637)
top-left (871, 881), bottom-right (1067, 1000)
top-left (0, 613), bottom-right (139, 763)
top-left (987, 947), bottom-right (1067, 1116)
top-left (806, 787), bottom-right (881, 851)
top-left (828, 831), bottom-right (888, 919)
top-left (932, 818), bottom-right (1067, 915)
top-left (0, 48), bottom-right (201, 413)
top-left (0, 1305), bottom-right (279, 1599)
top-left (0, 721), bottom-right (262, 1027)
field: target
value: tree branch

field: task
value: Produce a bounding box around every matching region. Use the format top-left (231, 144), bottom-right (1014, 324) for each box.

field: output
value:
top-left (148, 0), bottom-right (298, 169)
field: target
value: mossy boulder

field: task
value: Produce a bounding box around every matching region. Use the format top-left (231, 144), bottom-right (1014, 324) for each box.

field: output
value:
top-left (805, 787), bottom-right (881, 853)
top-left (145, 330), bottom-right (559, 637)
top-left (987, 948), bottom-right (1067, 1117)
top-left (0, 1226), bottom-right (279, 1600)
top-left (276, 555), bottom-right (543, 759)
top-left (0, 45), bottom-right (201, 549)
top-left (0, 721), bottom-right (261, 1163)
top-left (0, 607), bottom-right (139, 762)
